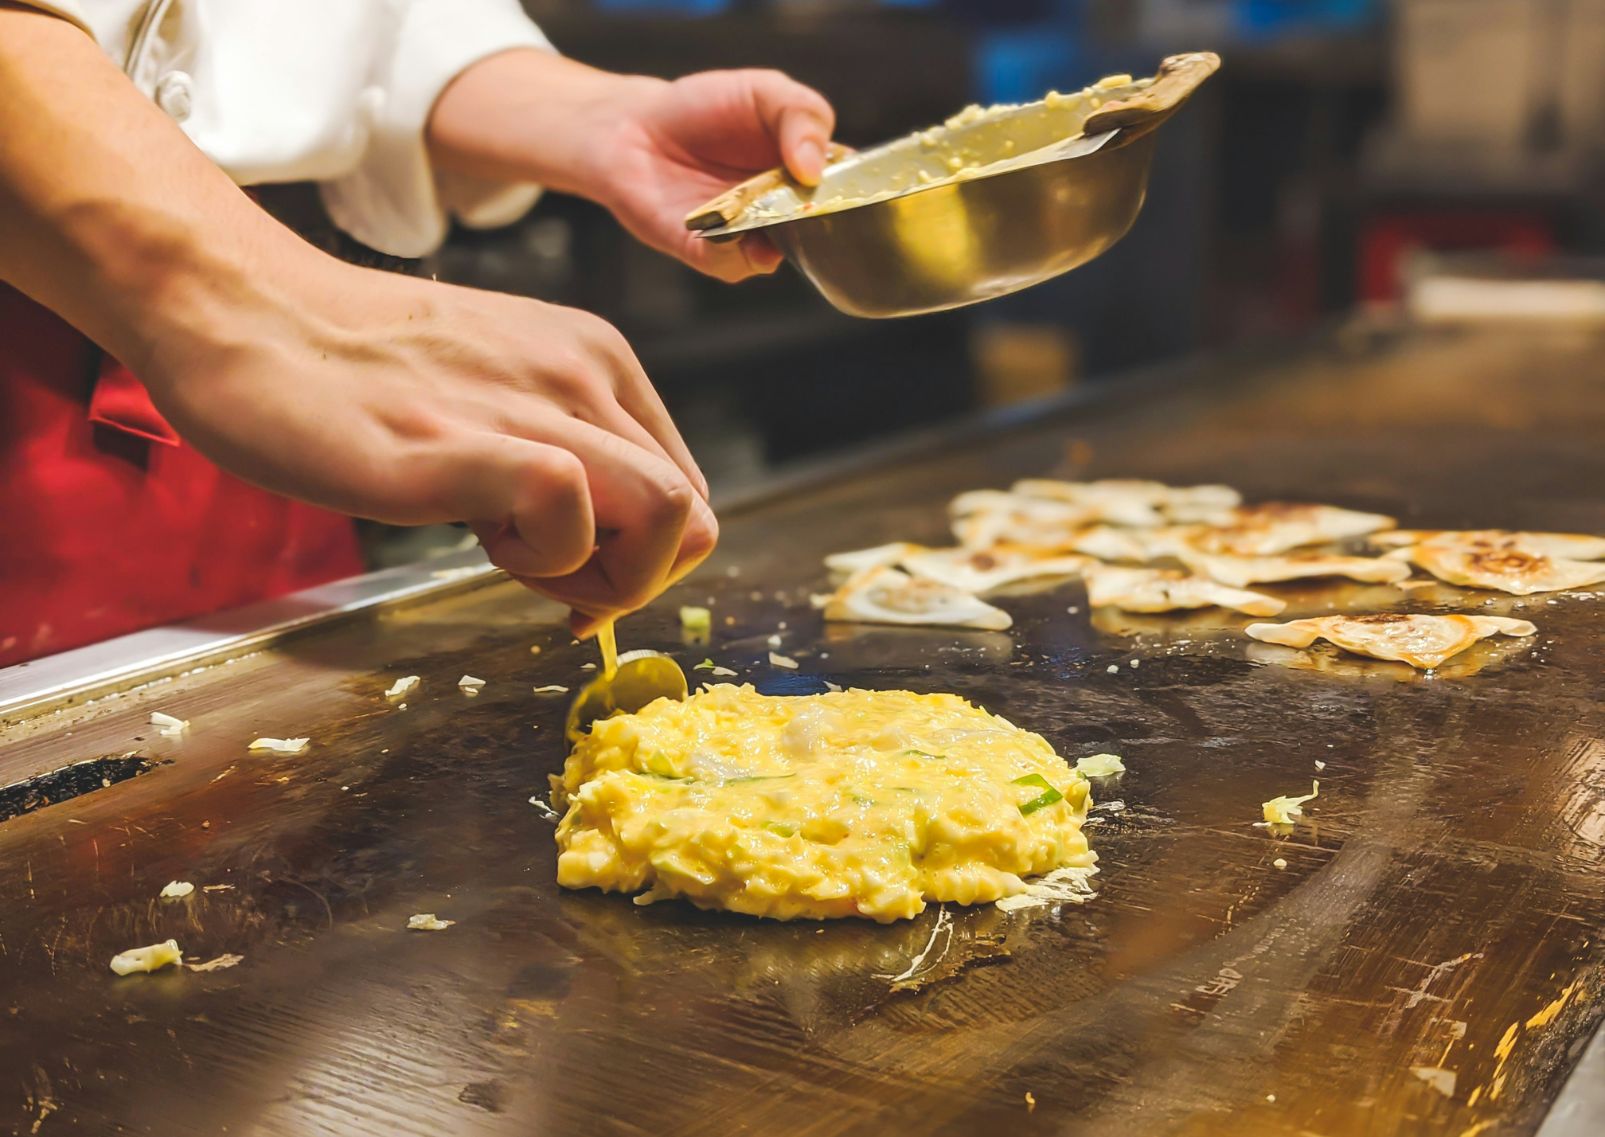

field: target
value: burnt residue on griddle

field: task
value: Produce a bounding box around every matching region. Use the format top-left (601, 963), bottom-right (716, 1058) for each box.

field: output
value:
top-left (0, 753), bottom-right (155, 823)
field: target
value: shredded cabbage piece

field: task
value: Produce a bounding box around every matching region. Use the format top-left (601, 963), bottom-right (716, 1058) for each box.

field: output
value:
top-left (110, 940), bottom-right (182, 976)
top-left (1075, 753), bottom-right (1126, 777)
top-left (159, 881), bottom-right (194, 900)
top-left (407, 913), bottom-right (455, 931)
top-left (384, 675), bottom-right (420, 699)
top-left (248, 737), bottom-right (309, 755)
top-left (1260, 780), bottom-right (1320, 826)
top-left (680, 606), bottom-right (713, 637)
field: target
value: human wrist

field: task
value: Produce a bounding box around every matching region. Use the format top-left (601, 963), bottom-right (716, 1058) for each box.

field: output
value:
top-left (77, 198), bottom-right (345, 402)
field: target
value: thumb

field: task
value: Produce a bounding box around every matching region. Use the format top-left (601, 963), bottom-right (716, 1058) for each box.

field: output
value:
top-left (744, 70), bottom-right (835, 186)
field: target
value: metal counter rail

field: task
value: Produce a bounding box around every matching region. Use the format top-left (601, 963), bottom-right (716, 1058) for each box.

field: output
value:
top-left (0, 324), bottom-right (1601, 1137)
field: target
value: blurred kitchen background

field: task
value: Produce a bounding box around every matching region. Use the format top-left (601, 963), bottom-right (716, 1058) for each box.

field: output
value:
top-left (376, 0), bottom-right (1605, 564)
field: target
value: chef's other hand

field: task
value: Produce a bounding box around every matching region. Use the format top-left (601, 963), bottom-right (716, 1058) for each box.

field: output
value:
top-left (430, 58), bottom-right (836, 284)
top-left (150, 265), bottom-right (716, 634)
top-left (596, 69), bottom-right (836, 282)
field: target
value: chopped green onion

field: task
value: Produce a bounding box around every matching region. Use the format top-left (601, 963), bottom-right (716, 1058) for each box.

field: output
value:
top-left (724, 773), bottom-right (796, 784)
top-left (693, 658), bottom-right (717, 671)
top-left (904, 749), bottom-right (946, 760)
top-left (764, 821), bottom-right (797, 837)
top-left (1012, 773), bottom-right (1064, 816)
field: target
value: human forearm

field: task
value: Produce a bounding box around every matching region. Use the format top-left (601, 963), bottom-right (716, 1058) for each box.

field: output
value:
top-left (425, 48), bottom-right (662, 203)
top-left (0, 4), bottom-right (333, 389)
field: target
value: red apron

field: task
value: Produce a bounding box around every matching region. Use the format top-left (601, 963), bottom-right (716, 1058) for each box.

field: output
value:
top-left (0, 284), bottom-right (363, 667)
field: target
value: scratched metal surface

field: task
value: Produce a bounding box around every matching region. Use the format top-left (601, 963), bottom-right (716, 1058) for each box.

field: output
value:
top-left (1, 326), bottom-right (1602, 1137)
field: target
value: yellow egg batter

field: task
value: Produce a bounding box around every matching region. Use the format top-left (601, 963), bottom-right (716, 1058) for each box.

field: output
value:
top-left (551, 685), bottom-right (1095, 922)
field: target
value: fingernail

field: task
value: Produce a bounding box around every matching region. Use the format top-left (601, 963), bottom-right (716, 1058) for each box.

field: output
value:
top-left (794, 139), bottom-right (824, 185)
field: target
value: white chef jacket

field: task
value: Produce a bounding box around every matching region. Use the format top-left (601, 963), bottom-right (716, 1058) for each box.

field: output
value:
top-left (22, 0), bottom-right (553, 257)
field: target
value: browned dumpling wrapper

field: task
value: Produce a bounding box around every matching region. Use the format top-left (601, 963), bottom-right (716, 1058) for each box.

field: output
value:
top-left (1369, 529), bottom-right (1605, 561)
top-left (1244, 614), bottom-right (1536, 670)
top-left (1011, 479), bottom-right (1242, 526)
top-left (901, 545), bottom-right (1092, 594)
top-left (1084, 565), bottom-right (1284, 616)
top-left (1184, 503), bottom-right (1396, 556)
top-left (1390, 543), bottom-right (1605, 596)
top-left (1178, 549), bottom-right (1411, 588)
top-left (823, 566), bottom-right (1012, 631)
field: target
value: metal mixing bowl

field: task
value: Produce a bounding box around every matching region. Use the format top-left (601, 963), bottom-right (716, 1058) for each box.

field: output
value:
top-left (688, 53), bottom-right (1219, 319)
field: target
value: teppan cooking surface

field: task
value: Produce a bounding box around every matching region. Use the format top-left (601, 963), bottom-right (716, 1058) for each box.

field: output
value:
top-left (1, 326), bottom-right (1602, 1137)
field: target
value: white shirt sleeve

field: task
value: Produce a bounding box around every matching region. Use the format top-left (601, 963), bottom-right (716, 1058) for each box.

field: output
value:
top-left (320, 0), bottom-right (555, 258)
top-left (15, 0), bottom-right (554, 259)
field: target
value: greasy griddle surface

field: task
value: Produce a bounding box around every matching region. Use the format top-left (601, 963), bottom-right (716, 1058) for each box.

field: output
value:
top-left (2, 328), bottom-right (1602, 1136)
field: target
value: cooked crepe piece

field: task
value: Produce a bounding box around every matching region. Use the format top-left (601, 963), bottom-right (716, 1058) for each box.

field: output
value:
top-left (953, 510), bottom-right (1073, 551)
top-left (551, 684), bottom-right (1096, 922)
top-left (1370, 529), bottom-right (1605, 560)
top-left (1083, 564), bottom-right (1285, 616)
top-left (949, 489), bottom-right (1095, 522)
top-left (1011, 478), bottom-right (1242, 525)
top-left (901, 545), bottom-right (1092, 594)
top-left (823, 565), bottom-right (1013, 630)
top-left (1178, 548), bottom-right (1412, 588)
top-left (1244, 614), bottom-right (1537, 670)
top-left (823, 541), bottom-right (926, 574)
top-left (1390, 543), bottom-right (1605, 595)
top-left (1183, 502), bottom-right (1396, 556)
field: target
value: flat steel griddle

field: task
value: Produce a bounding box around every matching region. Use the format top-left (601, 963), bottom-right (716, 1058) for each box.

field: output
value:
top-left (1, 325), bottom-right (1602, 1137)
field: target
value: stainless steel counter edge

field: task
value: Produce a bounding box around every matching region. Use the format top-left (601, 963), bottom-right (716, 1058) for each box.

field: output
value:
top-left (0, 550), bottom-right (499, 727)
top-left (1537, 1019), bottom-right (1605, 1137)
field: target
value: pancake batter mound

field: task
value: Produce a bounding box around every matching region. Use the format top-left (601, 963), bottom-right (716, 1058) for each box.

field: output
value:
top-left (551, 685), bottom-right (1095, 922)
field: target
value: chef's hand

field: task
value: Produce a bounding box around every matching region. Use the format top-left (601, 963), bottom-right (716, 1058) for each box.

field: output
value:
top-left (146, 264), bottom-right (715, 635)
top-left (588, 69), bottom-right (836, 282)
top-left (429, 54), bottom-right (836, 283)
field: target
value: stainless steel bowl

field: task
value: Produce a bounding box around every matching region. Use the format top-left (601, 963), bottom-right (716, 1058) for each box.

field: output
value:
top-left (687, 53), bottom-right (1220, 319)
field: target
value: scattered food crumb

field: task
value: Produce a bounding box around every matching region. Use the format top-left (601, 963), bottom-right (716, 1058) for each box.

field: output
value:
top-left (248, 737), bottom-right (309, 755)
top-left (1266, 1093), bottom-right (1277, 1103)
top-left (202, 884), bottom-right (235, 893)
top-left (384, 675), bottom-right (421, 699)
top-left (529, 645), bottom-right (542, 655)
top-left (1273, 858), bottom-right (1288, 869)
top-left (1315, 760), bottom-right (1326, 770)
top-left (110, 940), bottom-right (182, 976)
top-left (187, 953), bottom-right (244, 973)
top-left (532, 684), bottom-right (569, 695)
top-left (149, 710), bottom-right (188, 738)
top-left (1410, 1067), bottom-right (1457, 1098)
top-left (458, 674), bottom-right (487, 692)
top-left (1067, 605), bottom-right (1080, 615)
top-left (726, 565), bottom-right (741, 578)
top-left (1130, 659), bottom-right (1140, 668)
top-left (778, 621), bottom-right (788, 630)
top-left (824, 681), bottom-right (843, 693)
top-left (528, 796), bottom-right (561, 822)
top-left (769, 651), bottom-right (799, 669)
top-left (1025, 1091), bottom-right (1037, 1113)
top-left (580, 662), bottom-right (597, 671)
top-left (407, 913), bottom-right (455, 932)
top-left (397, 702), bottom-right (408, 711)
top-left (159, 881), bottom-right (194, 900)
top-left (1106, 664), bottom-right (1119, 674)
top-left (766, 633), bottom-right (783, 648)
